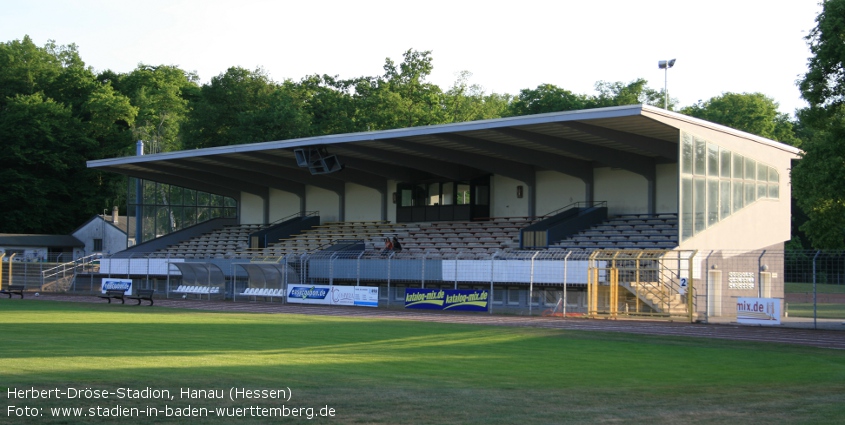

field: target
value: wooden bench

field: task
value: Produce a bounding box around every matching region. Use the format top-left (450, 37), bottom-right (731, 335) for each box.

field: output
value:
top-left (0, 284), bottom-right (25, 298)
top-left (127, 289), bottom-right (155, 306)
top-left (98, 289), bottom-right (126, 304)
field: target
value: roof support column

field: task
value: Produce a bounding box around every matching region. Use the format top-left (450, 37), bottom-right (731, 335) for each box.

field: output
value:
top-left (643, 167), bottom-right (656, 215)
top-left (585, 171), bottom-right (594, 205)
top-left (381, 186), bottom-right (388, 221)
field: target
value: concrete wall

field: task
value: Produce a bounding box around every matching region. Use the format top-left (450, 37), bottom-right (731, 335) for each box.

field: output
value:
top-left (536, 171), bottom-right (585, 216)
top-left (655, 163), bottom-right (679, 214)
top-left (239, 192), bottom-right (264, 224)
top-left (268, 188), bottom-right (301, 222)
top-left (345, 183), bottom-right (382, 222)
top-left (491, 175), bottom-right (529, 217)
top-left (306, 186), bottom-right (339, 223)
top-left (594, 168), bottom-right (649, 216)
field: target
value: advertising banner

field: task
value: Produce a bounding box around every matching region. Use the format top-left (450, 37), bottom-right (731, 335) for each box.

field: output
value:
top-left (101, 278), bottom-right (132, 295)
top-left (287, 285), bottom-right (378, 307)
top-left (736, 297), bottom-right (781, 325)
top-left (404, 288), bottom-right (489, 312)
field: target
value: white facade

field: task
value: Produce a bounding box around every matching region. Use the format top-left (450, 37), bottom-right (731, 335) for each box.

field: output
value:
top-left (72, 216), bottom-right (129, 257)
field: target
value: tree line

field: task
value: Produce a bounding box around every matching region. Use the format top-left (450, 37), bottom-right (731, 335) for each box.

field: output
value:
top-left (1, 7), bottom-right (840, 250)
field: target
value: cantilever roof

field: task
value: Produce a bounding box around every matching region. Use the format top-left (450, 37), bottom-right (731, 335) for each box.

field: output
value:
top-left (87, 104), bottom-right (801, 200)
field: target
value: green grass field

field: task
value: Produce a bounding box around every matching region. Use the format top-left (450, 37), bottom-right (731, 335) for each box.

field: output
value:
top-left (784, 282), bottom-right (845, 319)
top-left (1, 301), bottom-right (844, 424)
top-left (785, 282), bottom-right (845, 294)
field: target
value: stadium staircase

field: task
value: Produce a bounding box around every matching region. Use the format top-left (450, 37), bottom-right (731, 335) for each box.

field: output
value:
top-left (42, 254), bottom-right (102, 292)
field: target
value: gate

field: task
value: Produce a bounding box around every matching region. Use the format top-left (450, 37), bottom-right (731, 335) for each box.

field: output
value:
top-left (588, 250), bottom-right (697, 322)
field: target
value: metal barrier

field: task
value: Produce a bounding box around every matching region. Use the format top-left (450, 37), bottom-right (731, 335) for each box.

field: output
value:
top-left (15, 248), bottom-right (843, 327)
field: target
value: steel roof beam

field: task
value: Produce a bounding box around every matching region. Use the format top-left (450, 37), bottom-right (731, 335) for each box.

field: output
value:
top-left (559, 121), bottom-right (677, 161)
top-left (334, 144), bottom-right (483, 181)
top-left (434, 133), bottom-right (592, 183)
top-left (495, 127), bottom-right (655, 178)
top-left (173, 157), bottom-right (306, 198)
top-left (134, 162), bottom-right (269, 199)
top-left (106, 166), bottom-right (241, 199)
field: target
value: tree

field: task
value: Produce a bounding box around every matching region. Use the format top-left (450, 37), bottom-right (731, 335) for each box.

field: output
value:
top-left (443, 71), bottom-right (510, 122)
top-left (355, 49), bottom-right (446, 130)
top-left (681, 92), bottom-right (800, 146)
top-left (790, 0), bottom-right (845, 249)
top-left (108, 64), bottom-right (199, 153)
top-left (182, 67), bottom-right (283, 148)
top-left (590, 79), bottom-right (664, 109)
top-left (0, 36), bottom-right (137, 234)
top-left (506, 84), bottom-right (589, 116)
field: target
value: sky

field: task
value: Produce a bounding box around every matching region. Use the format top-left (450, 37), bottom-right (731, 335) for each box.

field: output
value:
top-left (0, 0), bottom-right (823, 117)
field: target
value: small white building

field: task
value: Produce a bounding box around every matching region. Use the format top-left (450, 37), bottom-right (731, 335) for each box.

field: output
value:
top-left (71, 206), bottom-right (136, 257)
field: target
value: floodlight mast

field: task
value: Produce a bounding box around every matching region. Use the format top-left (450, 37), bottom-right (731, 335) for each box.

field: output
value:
top-left (658, 59), bottom-right (676, 109)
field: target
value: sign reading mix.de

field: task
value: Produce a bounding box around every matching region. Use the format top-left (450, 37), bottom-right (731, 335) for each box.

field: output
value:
top-left (101, 278), bottom-right (132, 295)
top-left (736, 297), bottom-right (781, 325)
top-left (286, 285), bottom-right (378, 307)
top-left (404, 288), bottom-right (489, 312)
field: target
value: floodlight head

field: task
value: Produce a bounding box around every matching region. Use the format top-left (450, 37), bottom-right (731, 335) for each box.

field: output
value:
top-left (658, 59), bottom-right (676, 69)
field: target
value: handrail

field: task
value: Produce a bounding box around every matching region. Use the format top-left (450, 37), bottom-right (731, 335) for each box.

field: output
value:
top-left (538, 201), bottom-right (607, 219)
top-left (41, 253), bottom-right (102, 279)
top-left (268, 210), bottom-right (319, 226)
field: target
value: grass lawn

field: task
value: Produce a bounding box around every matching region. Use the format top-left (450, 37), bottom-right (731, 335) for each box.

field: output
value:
top-left (1, 300), bottom-right (844, 424)
top-left (785, 303), bottom-right (845, 319)
top-left (785, 282), bottom-right (845, 294)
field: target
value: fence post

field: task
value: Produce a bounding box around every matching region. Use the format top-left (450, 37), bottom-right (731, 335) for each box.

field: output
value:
top-left (529, 251), bottom-right (540, 316)
top-left (813, 250), bottom-right (821, 330)
top-left (688, 250), bottom-right (698, 323)
top-left (490, 252), bottom-right (498, 315)
top-left (563, 251), bottom-right (571, 316)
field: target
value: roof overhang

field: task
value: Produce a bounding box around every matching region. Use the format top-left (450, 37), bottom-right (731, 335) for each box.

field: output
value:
top-left (87, 104), bottom-right (801, 198)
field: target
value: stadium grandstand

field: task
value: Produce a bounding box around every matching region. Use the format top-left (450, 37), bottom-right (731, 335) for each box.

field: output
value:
top-left (76, 104), bottom-right (799, 321)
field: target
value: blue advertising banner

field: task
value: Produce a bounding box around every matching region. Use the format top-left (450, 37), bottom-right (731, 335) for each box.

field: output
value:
top-left (404, 289), bottom-right (489, 312)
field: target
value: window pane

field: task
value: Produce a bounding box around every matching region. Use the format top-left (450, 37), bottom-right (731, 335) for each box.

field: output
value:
top-left (757, 164), bottom-right (768, 181)
top-left (768, 183), bottom-right (779, 199)
top-left (400, 189), bottom-right (413, 207)
top-left (694, 137), bottom-right (706, 175)
top-left (682, 133), bottom-right (693, 174)
top-left (757, 182), bottom-right (767, 199)
top-left (744, 157), bottom-right (756, 182)
top-left (695, 178), bottom-right (706, 233)
top-left (441, 182), bottom-right (454, 205)
top-left (682, 178), bottom-right (693, 240)
top-left (427, 183), bottom-right (439, 205)
top-left (720, 180), bottom-right (731, 220)
top-left (707, 143), bottom-right (719, 176)
top-left (745, 180), bottom-right (756, 204)
top-left (733, 181), bottom-right (744, 213)
top-left (733, 154), bottom-right (744, 179)
top-left (456, 183), bottom-right (470, 205)
top-left (769, 168), bottom-right (779, 183)
top-left (720, 148), bottom-right (731, 178)
top-left (708, 179), bottom-right (719, 227)
top-left (507, 288), bottom-right (520, 305)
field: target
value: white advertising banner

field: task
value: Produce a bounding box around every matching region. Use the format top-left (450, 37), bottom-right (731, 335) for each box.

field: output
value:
top-left (736, 297), bottom-right (781, 325)
top-left (286, 285), bottom-right (378, 307)
top-left (101, 278), bottom-right (133, 295)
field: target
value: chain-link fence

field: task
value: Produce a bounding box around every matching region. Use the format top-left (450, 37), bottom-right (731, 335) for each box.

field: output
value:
top-left (5, 249), bottom-right (843, 328)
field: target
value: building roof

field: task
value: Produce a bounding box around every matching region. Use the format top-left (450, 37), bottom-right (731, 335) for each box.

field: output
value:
top-left (73, 214), bottom-right (137, 237)
top-left (0, 234), bottom-right (84, 248)
top-left (87, 104), bottom-right (801, 199)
